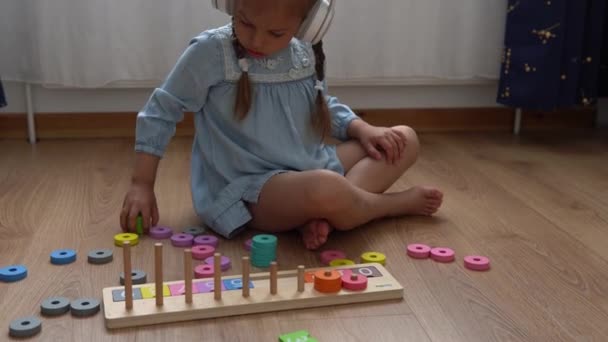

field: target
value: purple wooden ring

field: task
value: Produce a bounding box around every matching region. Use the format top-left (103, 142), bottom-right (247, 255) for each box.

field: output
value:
top-left (243, 239), bottom-right (253, 251)
top-left (193, 235), bottom-right (219, 247)
top-left (170, 233), bottom-right (194, 247)
top-left (150, 226), bottom-right (173, 239)
top-left (204, 255), bottom-right (231, 271)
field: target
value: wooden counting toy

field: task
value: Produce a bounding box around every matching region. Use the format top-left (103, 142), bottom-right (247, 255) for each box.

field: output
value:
top-left (102, 242), bottom-right (404, 329)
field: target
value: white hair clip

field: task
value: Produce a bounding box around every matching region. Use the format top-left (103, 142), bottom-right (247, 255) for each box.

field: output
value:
top-left (238, 58), bottom-right (249, 72)
top-left (315, 80), bottom-right (324, 91)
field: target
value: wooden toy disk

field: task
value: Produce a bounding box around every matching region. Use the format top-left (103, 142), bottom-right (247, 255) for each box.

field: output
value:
top-left (102, 262), bottom-right (403, 329)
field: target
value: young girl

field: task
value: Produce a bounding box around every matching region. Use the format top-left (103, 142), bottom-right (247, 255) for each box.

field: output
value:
top-left (120, 0), bottom-right (443, 250)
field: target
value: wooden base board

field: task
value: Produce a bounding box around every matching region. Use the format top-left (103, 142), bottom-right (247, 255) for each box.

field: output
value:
top-left (102, 263), bottom-right (403, 329)
top-left (0, 107), bottom-right (597, 140)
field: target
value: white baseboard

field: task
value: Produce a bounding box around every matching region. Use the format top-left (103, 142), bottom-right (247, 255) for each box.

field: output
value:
top-left (1, 81), bottom-right (501, 114)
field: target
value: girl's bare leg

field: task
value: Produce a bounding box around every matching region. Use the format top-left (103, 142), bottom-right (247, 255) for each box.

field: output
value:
top-left (247, 169), bottom-right (440, 233)
top-left (253, 126), bottom-right (443, 249)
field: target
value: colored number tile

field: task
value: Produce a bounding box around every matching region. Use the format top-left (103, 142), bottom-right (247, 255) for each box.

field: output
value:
top-left (222, 278), bottom-right (254, 291)
top-left (335, 268), bottom-right (353, 278)
top-left (169, 282), bottom-right (200, 296)
top-left (351, 266), bottom-right (382, 278)
top-left (141, 285), bottom-right (171, 299)
top-left (111, 288), bottom-right (143, 302)
top-left (304, 271), bottom-right (315, 283)
top-left (196, 280), bottom-right (227, 293)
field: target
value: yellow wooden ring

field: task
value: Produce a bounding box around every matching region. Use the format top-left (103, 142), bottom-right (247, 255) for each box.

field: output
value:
top-left (329, 259), bottom-right (355, 267)
top-left (361, 252), bottom-right (386, 265)
top-left (114, 233), bottom-right (139, 247)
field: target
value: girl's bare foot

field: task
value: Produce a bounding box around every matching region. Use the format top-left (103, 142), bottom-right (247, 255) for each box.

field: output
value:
top-left (299, 219), bottom-right (333, 250)
top-left (389, 186), bottom-right (443, 216)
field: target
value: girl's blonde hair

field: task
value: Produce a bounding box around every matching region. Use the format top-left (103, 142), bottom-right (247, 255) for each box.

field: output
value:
top-left (231, 25), bottom-right (331, 138)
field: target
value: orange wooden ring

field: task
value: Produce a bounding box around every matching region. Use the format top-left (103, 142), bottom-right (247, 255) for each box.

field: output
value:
top-left (313, 270), bottom-right (342, 293)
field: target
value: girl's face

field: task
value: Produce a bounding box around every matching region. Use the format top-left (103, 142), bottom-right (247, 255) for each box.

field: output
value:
top-left (234, 0), bottom-right (313, 57)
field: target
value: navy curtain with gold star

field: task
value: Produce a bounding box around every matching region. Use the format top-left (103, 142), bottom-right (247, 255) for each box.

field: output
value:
top-left (601, 3), bottom-right (608, 97)
top-left (0, 80), bottom-right (6, 108)
top-left (497, 0), bottom-right (606, 110)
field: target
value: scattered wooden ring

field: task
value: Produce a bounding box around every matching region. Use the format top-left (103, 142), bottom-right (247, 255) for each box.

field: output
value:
top-left (329, 258), bottom-right (355, 267)
top-left (70, 298), bottom-right (100, 317)
top-left (171, 233), bottom-right (194, 247)
top-left (406, 244), bottom-right (431, 259)
top-left (0, 265), bottom-right (27, 282)
top-left (87, 249), bottom-right (113, 265)
top-left (320, 250), bottom-right (347, 265)
top-left (361, 251), bottom-right (386, 265)
top-left (192, 245), bottom-right (216, 260)
top-left (9, 316), bottom-right (41, 338)
top-left (182, 226), bottom-right (206, 237)
top-left (41, 297), bottom-right (71, 316)
top-left (194, 264), bottom-right (215, 279)
top-left (193, 235), bottom-right (219, 247)
top-left (430, 247), bottom-right (455, 263)
top-left (50, 249), bottom-right (77, 265)
top-left (150, 226), bottom-right (173, 239)
top-left (464, 255), bottom-right (490, 271)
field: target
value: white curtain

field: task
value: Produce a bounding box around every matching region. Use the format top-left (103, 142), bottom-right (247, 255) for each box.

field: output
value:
top-left (0, 0), bottom-right (507, 88)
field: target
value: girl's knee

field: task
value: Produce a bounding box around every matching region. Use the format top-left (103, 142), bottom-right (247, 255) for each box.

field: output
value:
top-left (393, 125), bottom-right (420, 160)
top-left (304, 170), bottom-right (348, 213)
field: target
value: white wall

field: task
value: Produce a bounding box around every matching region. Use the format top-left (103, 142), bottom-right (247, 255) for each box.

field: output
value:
top-left (1, 81), bottom-right (501, 114)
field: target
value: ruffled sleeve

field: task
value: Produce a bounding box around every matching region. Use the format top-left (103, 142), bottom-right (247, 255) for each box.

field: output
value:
top-left (135, 32), bottom-right (224, 157)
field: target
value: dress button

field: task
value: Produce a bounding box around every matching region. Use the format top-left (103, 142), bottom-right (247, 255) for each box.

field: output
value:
top-left (267, 59), bottom-right (278, 70)
top-left (302, 58), bottom-right (310, 67)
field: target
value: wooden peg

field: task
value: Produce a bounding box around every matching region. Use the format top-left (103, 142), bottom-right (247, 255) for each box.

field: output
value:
top-left (297, 265), bottom-right (305, 292)
top-left (270, 261), bottom-right (278, 295)
top-left (184, 249), bottom-right (193, 304)
top-left (242, 256), bottom-right (250, 297)
top-left (122, 241), bottom-right (133, 310)
top-left (214, 253), bottom-right (222, 300)
top-left (154, 243), bottom-right (163, 306)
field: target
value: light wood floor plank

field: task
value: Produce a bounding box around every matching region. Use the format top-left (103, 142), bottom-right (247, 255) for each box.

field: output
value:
top-left (1, 132), bottom-right (607, 341)
top-left (397, 133), bottom-right (608, 341)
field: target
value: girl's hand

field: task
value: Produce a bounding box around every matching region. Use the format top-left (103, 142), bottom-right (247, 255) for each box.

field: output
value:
top-left (120, 181), bottom-right (159, 233)
top-left (358, 125), bottom-right (408, 164)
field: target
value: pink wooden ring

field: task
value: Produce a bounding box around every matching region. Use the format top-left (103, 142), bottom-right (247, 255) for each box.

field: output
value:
top-left (194, 264), bottom-right (215, 279)
top-left (191, 245), bottom-right (216, 260)
top-left (150, 226), bottom-right (173, 239)
top-left (320, 250), bottom-right (347, 265)
top-left (430, 247), bottom-right (455, 263)
top-left (464, 255), bottom-right (490, 271)
top-left (407, 244), bottom-right (431, 259)
top-left (193, 235), bottom-right (219, 247)
top-left (341, 273), bottom-right (368, 291)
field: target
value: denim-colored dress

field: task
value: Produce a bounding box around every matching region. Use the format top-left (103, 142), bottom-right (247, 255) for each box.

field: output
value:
top-left (135, 24), bottom-right (360, 238)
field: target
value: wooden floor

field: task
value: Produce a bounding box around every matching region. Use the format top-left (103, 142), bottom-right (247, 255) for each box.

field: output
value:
top-left (1, 131), bottom-right (607, 341)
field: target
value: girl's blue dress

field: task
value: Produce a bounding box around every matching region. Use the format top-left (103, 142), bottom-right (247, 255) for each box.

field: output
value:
top-left (135, 24), bottom-right (359, 238)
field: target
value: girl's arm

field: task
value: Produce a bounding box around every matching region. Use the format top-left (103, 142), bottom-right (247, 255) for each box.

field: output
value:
top-left (122, 32), bottom-right (224, 232)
